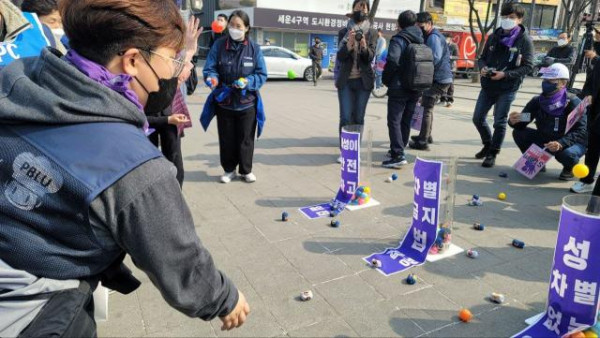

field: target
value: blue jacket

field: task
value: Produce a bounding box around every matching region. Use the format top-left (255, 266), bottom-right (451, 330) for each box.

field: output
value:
top-left (0, 12), bottom-right (49, 69)
top-left (202, 37), bottom-right (267, 136)
top-left (424, 28), bottom-right (453, 84)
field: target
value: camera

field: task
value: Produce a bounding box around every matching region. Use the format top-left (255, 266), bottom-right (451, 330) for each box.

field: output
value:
top-left (486, 68), bottom-right (497, 77)
top-left (355, 29), bottom-right (364, 42)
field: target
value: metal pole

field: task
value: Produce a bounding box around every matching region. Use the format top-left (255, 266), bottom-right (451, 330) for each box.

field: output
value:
top-left (529, 0), bottom-right (537, 31)
top-left (420, 0), bottom-right (426, 12)
top-left (494, 0), bottom-right (503, 28)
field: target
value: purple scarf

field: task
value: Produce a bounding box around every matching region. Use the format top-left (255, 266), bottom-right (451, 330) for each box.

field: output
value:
top-left (500, 26), bottom-right (521, 48)
top-left (539, 88), bottom-right (568, 117)
top-left (64, 50), bottom-right (152, 134)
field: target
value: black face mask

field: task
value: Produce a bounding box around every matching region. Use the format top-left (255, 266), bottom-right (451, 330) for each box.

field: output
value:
top-left (137, 57), bottom-right (179, 115)
top-left (352, 11), bottom-right (367, 23)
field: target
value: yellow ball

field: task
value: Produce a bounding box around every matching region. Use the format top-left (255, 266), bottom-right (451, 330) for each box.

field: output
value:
top-left (498, 193), bottom-right (507, 200)
top-left (573, 164), bottom-right (590, 179)
top-left (584, 329), bottom-right (598, 338)
top-left (363, 187), bottom-right (371, 194)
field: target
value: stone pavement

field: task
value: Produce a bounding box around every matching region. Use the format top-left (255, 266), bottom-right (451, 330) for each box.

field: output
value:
top-left (98, 75), bottom-right (589, 337)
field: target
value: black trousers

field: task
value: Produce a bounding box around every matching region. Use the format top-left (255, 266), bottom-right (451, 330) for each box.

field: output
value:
top-left (387, 91), bottom-right (420, 157)
top-left (583, 130), bottom-right (600, 185)
top-left (216, 106), bottom-right (257, 175)
top-left (148, 124), bottom-right (184, 187)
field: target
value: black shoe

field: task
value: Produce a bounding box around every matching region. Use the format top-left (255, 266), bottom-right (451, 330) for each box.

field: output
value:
top-left (475, 143), bottom-right (491, 159)
top-left (559, 168), bottom-right (575, 181)
top-left (482, 150), bottom-right (498, 168)
top-left (408, 140), bottom-right (430, 151)
top-left (410, 135), bottom-right (433, 144)
top-left (382, 155), bottom-right (408, 168)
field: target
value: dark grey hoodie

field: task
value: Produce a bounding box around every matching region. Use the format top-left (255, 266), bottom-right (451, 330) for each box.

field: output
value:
top-left (0, 49), bottom-right (238, 325)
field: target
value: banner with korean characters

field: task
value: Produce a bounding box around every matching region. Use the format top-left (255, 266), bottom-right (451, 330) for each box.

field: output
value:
top-left (299, 129), bottom-right (360, 219)
top-left (513, 203), bottom-right (600, 337)
top-left (363, 158), bottom-right (442, 276)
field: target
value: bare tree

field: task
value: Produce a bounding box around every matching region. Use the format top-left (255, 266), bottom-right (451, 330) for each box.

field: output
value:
top-left (561, 0), bottom-right (593, 35)
top-left (468, 0), bottom-right (501, 61)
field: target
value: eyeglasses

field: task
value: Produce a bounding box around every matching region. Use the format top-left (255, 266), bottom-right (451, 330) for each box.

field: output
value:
top-left (149, 50), bottom-right (186, 78)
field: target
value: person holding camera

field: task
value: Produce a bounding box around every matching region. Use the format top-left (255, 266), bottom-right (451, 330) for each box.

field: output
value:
top-left (508, 64), bottom-right (587, 180)
top-left (472, 3), bottom-right (534, 168)
top-left (544, 32), bottom-right (576, 68)
top-left (335, 0), bottom-right (377, 162)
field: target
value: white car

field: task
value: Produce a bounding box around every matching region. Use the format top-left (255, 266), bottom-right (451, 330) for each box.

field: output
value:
top-left (260, 46), bottom-right (315, 81)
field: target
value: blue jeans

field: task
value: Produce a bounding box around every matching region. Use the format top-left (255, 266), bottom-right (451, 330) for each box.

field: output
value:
top-left (512, 127), bottom-right (586, 170)
top-left (472, 89), bottom-right (517, 150)
top-left (338, 78), bottom-right (371, 136)
top-left (387, 91), bottom-right (420, 157)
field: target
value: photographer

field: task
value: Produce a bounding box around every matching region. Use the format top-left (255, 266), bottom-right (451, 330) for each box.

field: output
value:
top-left (509, 64), bottom-right (587, 181)
top-left (472, 3), bottom-right (534, 168)
top-left (335, 0), bottom-right (377, 162)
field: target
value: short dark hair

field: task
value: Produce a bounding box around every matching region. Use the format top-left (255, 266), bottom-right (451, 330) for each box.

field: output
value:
top-left (21, 0), bottom-right (58, 17)
top-left (217, 13), bottom-right (228, 20)
top-left (351, 0), bottom-right (370, 12)
top-left (314, 36), bottom-right (321, 40)
top-left (60, 0), bottom-right (184, 65)
top-left (377, 28), bottom-right (383, 33)
top-left (398, 10), bottom-right (417, 29)
top-left (229, 10), bottom-right (251, 37)
top-left (560, 31), bottom-right (571, 38)
top-left (501, 3), bottom-right (525, 19)
top-left (416, 12), bottom-right (433, 24)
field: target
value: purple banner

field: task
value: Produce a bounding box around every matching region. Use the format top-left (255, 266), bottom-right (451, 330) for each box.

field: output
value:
top-left (363, 158), bottom-right (443, 276)
top-left (299, 203), bottom-right (333, 220)
top-left (513, 205), bottom-right (600, 338)
top-left (329, 130), bottom-right (360, 213)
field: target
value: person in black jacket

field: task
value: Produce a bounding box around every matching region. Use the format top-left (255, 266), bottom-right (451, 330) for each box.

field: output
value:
top-left (571, 47), bottom-right (600, 193)
top-left (335, 0), bottom-right (377, 163)
top-left (380, 10), bottom-right (423, 168)
top-left (508, 64), bottom-right (587, 180)
top-left (544, 32), bottom-right (576, 68)
top-left (472, 3), bottom-right (533, 168)
top-left (309, 36), bottom-right (323, 81)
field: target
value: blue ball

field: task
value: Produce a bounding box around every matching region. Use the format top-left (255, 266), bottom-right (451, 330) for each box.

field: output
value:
top-left (330, 220), bottom-right (340, 228)
top-left (281, 212), bottom-right (289, 221)
top-left (406, 274), bottom-right (416, 285)
top-left (473, 194), bottom-right (480, 200)
top-left (392, 173), bottom-right (399, 180)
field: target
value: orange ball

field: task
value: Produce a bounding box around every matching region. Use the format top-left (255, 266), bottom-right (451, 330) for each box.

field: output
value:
top-left (211, 20), bottom-right (225, 34)
top-left (459, 308), bottom-right (473, 322)
top-left (567, 332), bottom-right (586, 338)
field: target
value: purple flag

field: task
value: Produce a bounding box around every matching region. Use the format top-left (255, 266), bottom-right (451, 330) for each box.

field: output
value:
top-left (364, 158), bottom-right (443, 276)
top-left (330, 130), bottom-right (360, 213)
top-left (513, 205), bottom-right (600, 337)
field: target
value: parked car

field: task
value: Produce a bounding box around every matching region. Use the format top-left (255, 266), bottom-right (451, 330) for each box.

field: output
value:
top-left (260, 46), bottom-right (315, 81)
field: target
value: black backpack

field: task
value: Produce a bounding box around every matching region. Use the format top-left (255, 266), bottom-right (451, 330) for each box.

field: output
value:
top-left (399, 37), bottom-right (434, 91)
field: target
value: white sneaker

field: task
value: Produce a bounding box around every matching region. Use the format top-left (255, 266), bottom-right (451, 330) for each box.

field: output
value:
top-left (220, 172), bottom-right (236, 183)
top-left (570, 181), bottom-right (595, 194)
top-left (337, 156), bottom-right (343, 163)
top-left (243, 173), bottom-right (256, 183)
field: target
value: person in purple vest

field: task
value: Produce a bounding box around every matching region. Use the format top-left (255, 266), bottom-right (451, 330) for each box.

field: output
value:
top-left (0, 0), bottom-right (248, 335)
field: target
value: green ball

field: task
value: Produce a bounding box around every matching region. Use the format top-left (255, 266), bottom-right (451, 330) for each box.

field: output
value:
top-left (287, 70), bottom-right (297, 80)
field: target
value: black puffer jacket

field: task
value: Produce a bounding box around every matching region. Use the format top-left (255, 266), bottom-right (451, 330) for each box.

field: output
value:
top-left (382, 25), bottom-right (424, 96)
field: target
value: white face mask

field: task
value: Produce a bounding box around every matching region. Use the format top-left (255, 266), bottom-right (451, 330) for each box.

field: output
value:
top-left (557, 39), bottom-right (568, 47)
top-left (51, 28), bottom-right (64, 37)
top-left (228, 28), bottom-right (245, 41)
top-left (501, 18), bottom-right (517, 30)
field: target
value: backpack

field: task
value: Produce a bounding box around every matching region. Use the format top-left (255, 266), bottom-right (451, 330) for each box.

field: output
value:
top-left (399, 37), bottom-right (434, 91)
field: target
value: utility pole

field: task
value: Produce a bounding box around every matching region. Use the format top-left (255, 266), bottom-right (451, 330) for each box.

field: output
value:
top-left (528, 0), bottom-right (537, 31)
top-left (420, 0), bottom-right (426, 12)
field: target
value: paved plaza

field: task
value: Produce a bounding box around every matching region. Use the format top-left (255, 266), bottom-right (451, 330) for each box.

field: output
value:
top-left (98, 75), bottom-right (588, 337)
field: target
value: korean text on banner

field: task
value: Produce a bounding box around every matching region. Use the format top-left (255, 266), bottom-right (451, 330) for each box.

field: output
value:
top-left (331, 130), bottom-right (360, 213)
top-left (513, 205), bottom-right (600, 338)
top-left (565, 96), bottom-right (591, 134)
top-left (363, 158), bottom-right (443, 276)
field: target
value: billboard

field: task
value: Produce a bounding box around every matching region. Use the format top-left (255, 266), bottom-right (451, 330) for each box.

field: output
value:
top-left (256, 0), bottom-right (419, 19)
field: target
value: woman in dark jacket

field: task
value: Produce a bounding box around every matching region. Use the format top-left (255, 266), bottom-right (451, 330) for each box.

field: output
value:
top-left (335, 0), bottom-right (377, 162)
